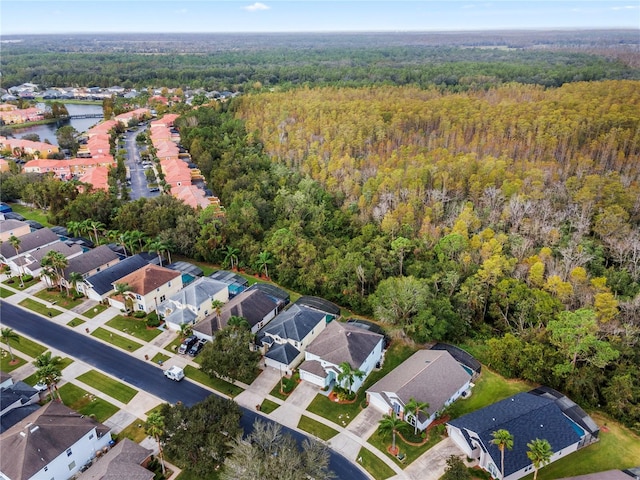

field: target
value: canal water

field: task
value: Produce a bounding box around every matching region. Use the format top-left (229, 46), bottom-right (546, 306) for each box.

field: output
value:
top-left (10, 103), bottom-right (104, 145)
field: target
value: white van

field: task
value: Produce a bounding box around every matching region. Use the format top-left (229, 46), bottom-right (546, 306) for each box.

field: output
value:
top-left (164, 366), bottom-right (185, 381)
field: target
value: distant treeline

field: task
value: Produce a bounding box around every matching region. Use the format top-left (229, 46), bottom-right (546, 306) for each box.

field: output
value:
top-left (2, 32), bottom-right (639, 90)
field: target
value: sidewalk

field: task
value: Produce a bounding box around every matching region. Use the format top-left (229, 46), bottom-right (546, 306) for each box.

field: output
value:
top-left (1, 278), bottom-right (437, 479)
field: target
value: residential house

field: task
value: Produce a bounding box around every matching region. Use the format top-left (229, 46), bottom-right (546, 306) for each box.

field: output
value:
top-left (0, 219), bottom-right (31, 242)
top-left (22, 242), bottom-right (83, 278)
top-left (0, 401), bottom-right (112, 480)
top-left (0, 228), bottom-right (60, 276)
top-left (109, 264), bottom-right (182, 314)
top-left (158, 277), bottom-right (229, 331)
top-left (208, 270), bottom-right (248, 298)
top-left (245, 283), bottom-right (290, 314)
top-left (258, 297), bottom-right (338, 375)
top-left (446, 387), bottom-right (600, 480)
top-left (77, 438), bottom-right (153, 480)
top-left (193, 288), bottom-right (279, 341)
top-left (59, 246), bottom-right (121, 288)
top-left (0, 159), bottom-right (10, 173)
top-left (0, 374), bottom-right (39, 417)
top-left (299, 320), bottom-right (384, 391)
top-left (367, 349), bottom-right (473, 432)
top-left (0, 137), bottom-right (59, 159)
top-left (79, 255), bottom-right (149, 302)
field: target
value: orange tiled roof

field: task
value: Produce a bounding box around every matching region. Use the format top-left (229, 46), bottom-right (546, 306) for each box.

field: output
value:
top-left (116, 264), bottom-right (181, 295)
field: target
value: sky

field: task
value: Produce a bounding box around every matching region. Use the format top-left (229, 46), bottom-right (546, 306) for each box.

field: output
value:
top-left (1, 1), bottom-right (639, 35)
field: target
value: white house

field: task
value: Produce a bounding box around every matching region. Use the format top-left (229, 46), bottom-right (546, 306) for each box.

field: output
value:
top-left (158, 277), bottom-right (229, 331)
top-left (447, 387), bottom-right (600, 480)
top-left (367, 349), bottom-right (472, 432)
top-left (258, 297), bottom-right (339, 375)
top-left (79, 255), bottom-right (149, 302)
top-left (21, 242), bottom-right (84, 279)
top-left (0, 401), bottom-right (112, 480)
top-left (109, 264), bottom-right (182, 314)
top-left (299, 320), bottom-right (384, 392)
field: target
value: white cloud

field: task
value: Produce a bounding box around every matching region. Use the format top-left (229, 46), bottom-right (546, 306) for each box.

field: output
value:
top-left (243, 2), bottom-right (270, 12)
top-left (611, 5), bottom-right (637, 10)
top-left (175, 8), bottom-right (188, 14)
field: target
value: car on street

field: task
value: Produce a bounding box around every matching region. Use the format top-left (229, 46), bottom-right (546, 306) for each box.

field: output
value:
top-left (178, 335), bottom-right (198, 354)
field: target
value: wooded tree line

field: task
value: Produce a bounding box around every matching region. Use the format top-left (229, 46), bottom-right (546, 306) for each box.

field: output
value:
top-left (2, 46), bottom-right (638, 91)
top-left (2, 80), bottom-right (638, 431)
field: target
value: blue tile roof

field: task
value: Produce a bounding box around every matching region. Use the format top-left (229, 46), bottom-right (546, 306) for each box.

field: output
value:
top-left (449, 392), bottom-right (581, 477)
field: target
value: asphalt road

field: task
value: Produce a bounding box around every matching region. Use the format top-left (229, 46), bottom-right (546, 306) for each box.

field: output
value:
top-left (124, 127), bottom-right (160, 201)
top-left (1, 302), bottom-right (367, 480)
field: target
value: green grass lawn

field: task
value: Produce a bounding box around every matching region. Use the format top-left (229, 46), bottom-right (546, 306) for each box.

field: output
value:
top-left (259, 398), bottom-right (280, 414)
top-left (164, 336), bottom-right (183, 353)
top-left (83, 303), bottom-right (108, 318)
top-left (151, 352), bottom-right (171, 364)
top-left (76, 370), bottom-right (138, 404)
top-left (67, 317), bottom-right (86, 327)
top-left (116, 418), bottom-right (149, 443)
top-left (34, 288), bottom-right (84, 309)
top-left (534, 412), bottom-right (640, 479)
top-left (6, 203), bottom-right (53, 226)
top-left (2, 333), bottom-right (47, 358)
top-left (0, 349), bottom-right (26, 371)
top-left (0, 287), bottom-right (15, 298)
top-left (106, 315), bottom-right (162, 342)
top-left (57, 383), bottom-right (119, 423)
top-left (447, 368), bottom-right (532, 420)
top-left (91, 327), bottom-right (143, 352)
top-left (269, 376), bottom-right (301, 401)
top-left (3, 276), bottom-right (41, 290)
top-left (297, 415), bottom-right (339, 441)
top-left (307, 341), bottom-right (417, 427)
top-left (18, 298), bottom-right (63, 317)
top-left (183, 365), bottom-right (244, 397)
top-left (22, 357), bottom-right (73, 385)
top-left (356, 447), bottom-right (396, 480)
top-left (368, 424), bottom-right (444, 468)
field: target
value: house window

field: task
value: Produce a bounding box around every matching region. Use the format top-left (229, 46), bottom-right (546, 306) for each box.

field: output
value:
top-left (168, 281), bottom-right (172, 287)
top-left (138, 304), bottom-right (144, 310)
top-left (96, 267), bottom-right (101, 272)
top-left (66, 448), bottom-right (73, 456)
top-left (136, 294), bottom-right (141, 300)
top-left (89, 433), bottom-right (94, 439)
top-left (160, 295), bottom-right (166, 302)
top-left (68, 461), bottom-right (76, 470)
top-left (44, 466), bottom-right (48, 471)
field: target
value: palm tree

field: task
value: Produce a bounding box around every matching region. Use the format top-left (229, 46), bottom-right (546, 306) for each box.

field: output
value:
top-left (145, 412), bottom-right (166, 474)
top-left (1, 327), bottom-right (20, 362)
top-left (178, 322), bottom-right (193, 338)
top-left (146, 238), bottom-right (164, 266)
top-left (256, 251), bottom-right (273, 279)
top-left (33, 351), bottom-right (63, 401)
top-left (337, 361), bottom-right (365, 396)
top-left (8, 234), bottom-right (23, 287)
top-left (78, 219), bottom-right (92, 239)
top-left (228, 315), bottom-right (250, 330)
top-left (115, 282), bottom-right (133, 314)
top-left (404, 397), bottom-right (430, 435)
top-left (491, 429), bottom-right (514, 479)
top-left (224, 245), bottom-right (240, 270)
top-left (211, 299), bottom-right (225, 323)
top-left (89, 221), bottom-right (105, 244)
top-left (129, 230), bottom-right (147, 252)
top-left (66, 220), bottom-right (82, 238)
top-left (527, 438), bottom-right (553, 480)
top-left (41, 250), bottom-right (69, 293)
top-left (68, 271), bottom-right (84, 296)
top-left (377, 411), bottom-right (408, 456)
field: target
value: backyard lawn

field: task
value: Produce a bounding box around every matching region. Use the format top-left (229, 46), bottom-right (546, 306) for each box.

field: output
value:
top-left (34, 288), bottom-right (84, 309)
top-left (83, 303), bottom-right (108, 318)
top-left (2, 333), bottom-right (47, 358)
top-left (534, 412), bottom-right (640, 479)
top-left (91, 327), bottom-right (143, 352)
top-left (447, 367), bottom-right (532, 419)
top-left (356, 446), bottom-right (396, 480)
top-left (7, 203), bottom-right (52, 226)
top-left (76, 369), bottom-right (138, 404)
top-left (297, 415), bottom-right (339, 441)
top-left (18, 297), bottom-right (63, 317)
top-left (106, 315), bottom-right (162, 342)
top-left (183, 365), bottom-right (244, 397)
top-left (57, 383), bottom-right (119, 423)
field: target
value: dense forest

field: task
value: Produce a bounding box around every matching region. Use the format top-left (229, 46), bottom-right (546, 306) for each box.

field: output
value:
top-left (2, 32), bottom-right (639, 433)
top-left (2, 31), bottom-right (639, 90)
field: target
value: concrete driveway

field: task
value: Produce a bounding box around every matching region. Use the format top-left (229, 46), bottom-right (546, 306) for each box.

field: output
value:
top-left (404, 437), bottom-right (464, 480)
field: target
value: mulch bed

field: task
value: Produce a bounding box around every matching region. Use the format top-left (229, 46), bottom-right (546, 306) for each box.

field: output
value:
top-left (328, 391), bottom-right (358, 404)
top-left (397, 414), bottom-right (451, 446)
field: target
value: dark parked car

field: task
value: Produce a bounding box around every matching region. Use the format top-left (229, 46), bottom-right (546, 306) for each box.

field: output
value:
top-left (178, 335), bottom-right (198, 354)
top-left (188, 339), bottom-right (207, 357)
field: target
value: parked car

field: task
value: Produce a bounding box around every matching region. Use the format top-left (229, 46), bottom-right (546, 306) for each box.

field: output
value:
top-left (188, 339), bottom-right (207, 357)
top-left (178, 335), bottom-right (197, 354)
top-left (34, 381), bottom-right (48, 392)
top-left (164, 365), bottom-right (185, 381)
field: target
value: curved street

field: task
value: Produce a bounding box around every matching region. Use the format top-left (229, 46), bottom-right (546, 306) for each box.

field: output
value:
top-left (0, 301), bottom-right (368, 480)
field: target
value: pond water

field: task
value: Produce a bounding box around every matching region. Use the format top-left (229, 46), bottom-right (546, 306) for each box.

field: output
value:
top-left (10, 103), bottom-right (104, 145)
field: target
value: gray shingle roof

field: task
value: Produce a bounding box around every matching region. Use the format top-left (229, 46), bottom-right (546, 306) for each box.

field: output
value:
top-left (0, 228), bottom-right (59, 259)
top-left (84, 255), bottom-right (149, 295)
top-left (367, 350), bottom-right (471, 416)
top-left (157, 277), bottom-right (227, 316)
top-left (0, 401), bottom-right (111, 480)
top-left (260, 304), bottom-right (327, 342)
top-left (448, 392), bottom-right (583, 477)
top-left (63, 245), bottom-right (120, 279)
top-left (265, 342), bottom-right (301, 365)
top-left (305, 320), bottom-right (383, 368)
top-left (78, 438), bottom-right (153, 480)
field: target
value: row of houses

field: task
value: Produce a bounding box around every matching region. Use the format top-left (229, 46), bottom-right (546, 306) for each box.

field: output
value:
top-left (0, 135), bottom-right (60, 159)
top-left (0, 104), bottom-right (45, 125)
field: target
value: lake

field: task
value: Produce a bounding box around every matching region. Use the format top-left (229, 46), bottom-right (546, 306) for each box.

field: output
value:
top-left (11, 103), bottom-right (105, 145)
